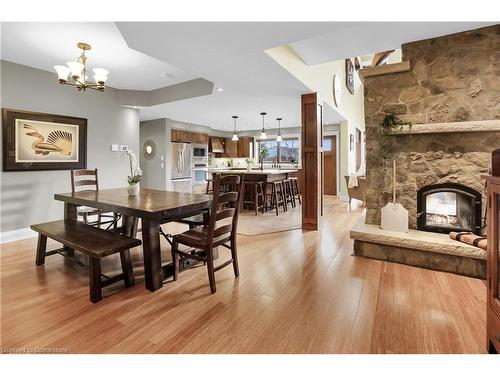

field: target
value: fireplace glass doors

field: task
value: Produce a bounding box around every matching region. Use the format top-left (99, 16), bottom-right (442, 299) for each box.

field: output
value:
top-left (417, 183), bottom-right (482, 235)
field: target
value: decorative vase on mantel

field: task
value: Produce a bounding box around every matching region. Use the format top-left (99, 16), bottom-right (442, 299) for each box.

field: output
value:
top-left (127, 182), bottom-right (140, 196)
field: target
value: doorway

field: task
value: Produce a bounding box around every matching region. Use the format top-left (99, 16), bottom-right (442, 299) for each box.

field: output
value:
top-left (323, 135), bottom-right (337, 195)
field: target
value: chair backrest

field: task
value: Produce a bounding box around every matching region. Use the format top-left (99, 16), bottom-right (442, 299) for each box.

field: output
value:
top-left (71, 169), bottom-right (99, 193)
top-left (207, 173), bottom-right (244, 245)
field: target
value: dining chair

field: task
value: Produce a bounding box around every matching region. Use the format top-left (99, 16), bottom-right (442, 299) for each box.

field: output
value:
top-left (170, 173), bottom-right (244, 293)
top-left (70, 169), bottom-right (120, 228)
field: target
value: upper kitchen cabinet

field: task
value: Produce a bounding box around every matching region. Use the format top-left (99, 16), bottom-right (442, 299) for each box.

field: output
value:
top-left (171, 129), bottom-right (208, 144)
top-left (196, 132), bottom-right (209, 144)
top-left (237, 137), bottom-right (254, 158)
top-left (225, 138), bottom-right (238, 158)
top-left (171, 129), bottom-right (190, 143)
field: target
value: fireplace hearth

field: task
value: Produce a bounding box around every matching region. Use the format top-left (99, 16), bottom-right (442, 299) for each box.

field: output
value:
top-left (417, 183), bottom-right (482, 235)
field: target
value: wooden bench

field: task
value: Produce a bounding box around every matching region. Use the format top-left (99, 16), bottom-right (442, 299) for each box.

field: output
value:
top-left (31, 220), bottom-right (141, 303)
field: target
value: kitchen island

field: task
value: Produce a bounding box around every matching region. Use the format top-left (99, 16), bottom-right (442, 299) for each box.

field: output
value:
top-left (207, 168), bottom-right (299, 182)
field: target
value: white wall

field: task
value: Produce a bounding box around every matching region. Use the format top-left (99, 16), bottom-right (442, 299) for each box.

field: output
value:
top-left (266, 46), bottom-right (365, 198)
top-left (0, 60), bottom-right (140, 237)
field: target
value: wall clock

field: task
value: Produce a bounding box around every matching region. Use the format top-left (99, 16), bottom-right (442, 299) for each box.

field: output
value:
top-left (332, 74), bottom-right (341, 107)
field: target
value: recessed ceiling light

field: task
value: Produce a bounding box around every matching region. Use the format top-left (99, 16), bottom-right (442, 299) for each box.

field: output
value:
top-left (184, 120), bottom-right (188, 122)
top-left (217, 87), bottom-right (224, 92)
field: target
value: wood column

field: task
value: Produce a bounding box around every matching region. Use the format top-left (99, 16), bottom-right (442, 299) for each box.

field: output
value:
top-left (301, 93), bottom-right (323, 230)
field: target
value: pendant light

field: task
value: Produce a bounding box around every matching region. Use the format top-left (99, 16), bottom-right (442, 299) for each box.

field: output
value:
top-left (276, 117), bottom-right (283, 142)
top-left (231, 115), bottom-right (239, 141)
top-left (260, 112), bottom-right (267, 139)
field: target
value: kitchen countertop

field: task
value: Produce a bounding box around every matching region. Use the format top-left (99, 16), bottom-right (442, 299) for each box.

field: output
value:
top-left (208, 168), bottom-right (299, 175)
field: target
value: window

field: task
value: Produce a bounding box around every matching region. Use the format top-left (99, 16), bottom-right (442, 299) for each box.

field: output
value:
top-left (257, 138), bottom-right (299, 163)
top-left (323, 138), bottom-right (332, 152)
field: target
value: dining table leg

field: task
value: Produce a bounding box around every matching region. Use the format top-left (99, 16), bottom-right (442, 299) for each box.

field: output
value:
top-left (120, 215), bottom-right (137, 287)
top-left (141, 217), bottom-right (163, 291)
top-left (63, 203), bottom-right (77, 256)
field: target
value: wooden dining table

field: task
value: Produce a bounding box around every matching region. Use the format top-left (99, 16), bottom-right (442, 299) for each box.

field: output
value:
top-left (54, 188), bottom-right (212, 292)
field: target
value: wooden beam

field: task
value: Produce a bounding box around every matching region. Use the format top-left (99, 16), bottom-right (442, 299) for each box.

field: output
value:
top-left (301, 93), bottom-right (323, 230)
top-left (358, 61), bottom-right (411, 81)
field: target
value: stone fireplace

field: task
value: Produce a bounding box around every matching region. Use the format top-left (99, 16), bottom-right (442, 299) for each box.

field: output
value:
top-left (416, 183), bottom-right (482, 235)
top-left (350, 24), bottom-right (500, 279)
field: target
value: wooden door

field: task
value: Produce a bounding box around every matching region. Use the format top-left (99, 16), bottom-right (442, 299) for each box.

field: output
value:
top-left (323, 135), bottom-right (337, 195)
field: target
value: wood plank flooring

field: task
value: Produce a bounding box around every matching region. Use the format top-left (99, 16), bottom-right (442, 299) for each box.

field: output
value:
top-left (0, 197), bottom-right (487, 353)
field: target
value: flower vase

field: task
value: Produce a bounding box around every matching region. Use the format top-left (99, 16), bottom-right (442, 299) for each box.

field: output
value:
top-left (127, 182), bottom-right (140, 196)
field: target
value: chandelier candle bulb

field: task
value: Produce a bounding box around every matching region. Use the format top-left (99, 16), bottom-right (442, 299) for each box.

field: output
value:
top-left (93, 68), bottom-right (109, 84)
top-left (54, 65), bottom-right (71, 82)
top-left (67, 61), bottom-right (84, 79)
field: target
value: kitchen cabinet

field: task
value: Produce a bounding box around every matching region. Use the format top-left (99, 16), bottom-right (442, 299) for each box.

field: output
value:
top-left (225, 138), bottom-right (238, 158)
top-left (197, 133), bottom-right (209, 144)
top-left (171, 129), bottom-right (208, 144)
top-left (484, 175), bottom-right (500, 354)
top-left (237, 137), bottom-right (254, 158)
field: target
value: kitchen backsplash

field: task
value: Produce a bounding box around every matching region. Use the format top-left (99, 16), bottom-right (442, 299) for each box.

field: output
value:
top-left (208, 157), bottom-right (249, 167)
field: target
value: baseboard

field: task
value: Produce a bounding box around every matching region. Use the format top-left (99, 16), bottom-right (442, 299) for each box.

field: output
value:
top-left (0, 227), bottom-right (37, 244)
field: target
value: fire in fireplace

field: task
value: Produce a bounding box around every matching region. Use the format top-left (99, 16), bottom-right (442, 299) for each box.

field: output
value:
top-left (417, 183), bottom-right (482, 235)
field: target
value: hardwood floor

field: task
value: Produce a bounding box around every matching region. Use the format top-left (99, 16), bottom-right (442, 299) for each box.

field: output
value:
top-left (0, 196), bottom-right (487, 353)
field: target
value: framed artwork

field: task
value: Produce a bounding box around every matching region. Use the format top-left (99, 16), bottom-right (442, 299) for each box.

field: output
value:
top-left (2, 108), bottom-right (87, 171)
top-left (345, 58), bottom-right (355, 95)
top-left (350, 134), bottom-right (354, 150)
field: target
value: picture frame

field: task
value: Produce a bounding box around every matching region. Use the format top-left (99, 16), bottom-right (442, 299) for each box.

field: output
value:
top-left (345, 58), bottom-right (355, 95)
top-left (2, 108), bottom-right (87, 171)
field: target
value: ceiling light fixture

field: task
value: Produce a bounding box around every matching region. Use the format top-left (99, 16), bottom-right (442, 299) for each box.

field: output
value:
top-left (276, 117), bottom-right (283, 142)
top-left (260, 112), bottom-right (267, 139)
top-left (231, 115), bottom-right (239, 141)
top-left (54, 42), bottom-right (109, 92)
top-left (217, 87), bottom-right (224, 92)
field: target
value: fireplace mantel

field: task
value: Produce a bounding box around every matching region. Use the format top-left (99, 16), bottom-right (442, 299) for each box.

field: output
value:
top-left (389, 119), bottom-right (500, 136)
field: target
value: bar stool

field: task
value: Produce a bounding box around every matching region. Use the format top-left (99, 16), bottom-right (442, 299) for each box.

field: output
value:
top-left (266, 181), bottom-right (287, 215)
top-left (288, 177), bottom-right (301, 205)
top-left (243, 181), bottom-right (265, 215)
top-left (205, 178), bottom-right (213, 194)
top-left (282, 179), bottom-right (296, 208)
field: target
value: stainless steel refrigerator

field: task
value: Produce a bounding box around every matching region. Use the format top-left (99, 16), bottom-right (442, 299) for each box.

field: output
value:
top-left (171, 142), bottom-right (192, 193)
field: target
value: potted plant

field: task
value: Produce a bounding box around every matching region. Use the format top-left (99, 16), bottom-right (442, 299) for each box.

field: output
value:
top-left (259, 143), bottom-right (269, 171)
top-left (126, 150), bottom-right (142, 196)
top-left (245, 158), bottom-right (253, 172)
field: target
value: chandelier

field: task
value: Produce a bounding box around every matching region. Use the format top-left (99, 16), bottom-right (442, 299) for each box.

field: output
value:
top-left (53, 42), bottom-right (109, 92)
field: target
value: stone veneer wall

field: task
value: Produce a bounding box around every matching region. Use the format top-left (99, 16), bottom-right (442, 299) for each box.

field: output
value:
top-left (364, 24), bottom-right (500, 228)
